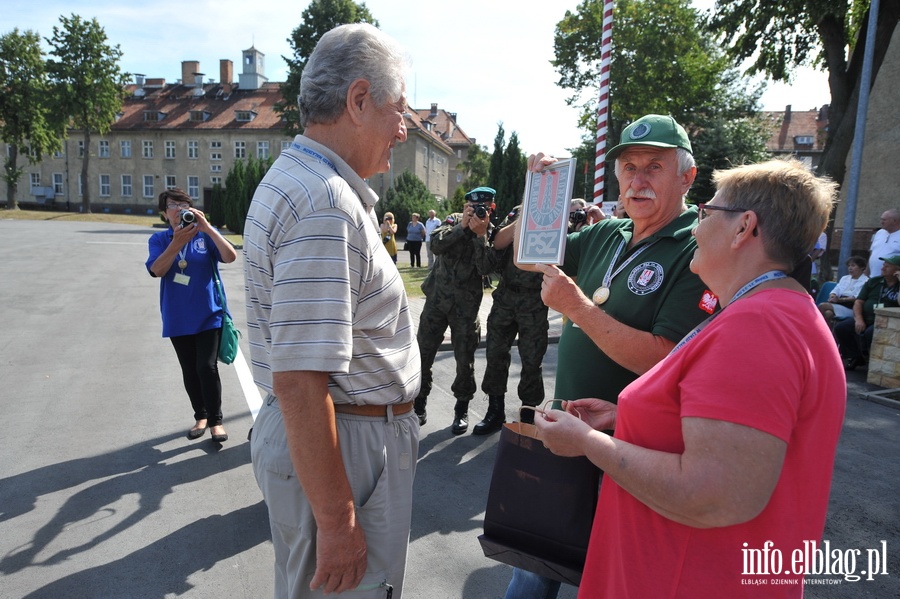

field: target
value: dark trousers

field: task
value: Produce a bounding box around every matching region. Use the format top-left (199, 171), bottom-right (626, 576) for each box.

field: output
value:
top-left (170, 328), bottom-right (224, 426)
top-left (407, 240), bottom-right (423, 267)
top-left (833, 319), bottom-right (874, 362)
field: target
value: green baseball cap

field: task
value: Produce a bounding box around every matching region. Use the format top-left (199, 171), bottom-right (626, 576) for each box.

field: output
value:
top-left (881, 255), bottom-right (900, 267)
top-left (606, 114), bottom-right (692, 161)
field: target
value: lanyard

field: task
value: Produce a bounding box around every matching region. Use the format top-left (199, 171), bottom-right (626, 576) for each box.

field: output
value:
top-left (601, 237), bottom-right (660, 288)
top-left (670, 270), bottom-right (787, 355)
top-left (291, 142), bottom-right (338, 173)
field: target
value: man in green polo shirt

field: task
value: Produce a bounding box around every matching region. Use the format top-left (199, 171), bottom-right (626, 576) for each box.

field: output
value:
top-left (506, 114), bottom-right (716, 599)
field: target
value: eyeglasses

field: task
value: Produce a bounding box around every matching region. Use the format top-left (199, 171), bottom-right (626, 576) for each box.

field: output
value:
top-left (166, 202), bottom-right (191, 210)
top-left (697, 203), bottom-right (749, 222)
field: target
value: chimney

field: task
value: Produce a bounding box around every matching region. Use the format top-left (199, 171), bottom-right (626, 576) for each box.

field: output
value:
top-left (181, 60), bottom-right (200, 86)
top-left (430, 103), bottom-right (438, 117)
top-left (784, 104), bottom-right (792, 121)
top-left (220, 59), bottom-right (233, 85)
top-left (133, 73), bottom-right (145, 97)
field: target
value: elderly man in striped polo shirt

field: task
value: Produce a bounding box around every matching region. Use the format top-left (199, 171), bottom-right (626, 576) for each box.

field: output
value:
top-left (243, 24), bottom-right (421, 599)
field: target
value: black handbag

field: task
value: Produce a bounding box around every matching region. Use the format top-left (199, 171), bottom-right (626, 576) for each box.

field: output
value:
top-left (478, 422), bottom-right (601, 586)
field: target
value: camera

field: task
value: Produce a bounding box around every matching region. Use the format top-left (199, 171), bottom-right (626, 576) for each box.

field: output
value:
top-left (179, 209), bottom-right (196, 226)
top-left (473, 203), bottom-right (490, 219)
top-left (570, 209), bottom-right (586, 225)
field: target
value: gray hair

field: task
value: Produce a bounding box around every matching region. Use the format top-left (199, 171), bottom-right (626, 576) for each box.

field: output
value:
top-left (298, 23), bottom-right (410, 128)
top-left (614, 147), bottom-right (696, 178)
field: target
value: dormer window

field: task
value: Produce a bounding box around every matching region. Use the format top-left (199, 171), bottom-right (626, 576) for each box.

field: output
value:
top-left (235, 110), bottom-right (257, 122)
top-left (189, 110), bottom-right (211, 122)
top-left (143, 110), bottom-right (166, 122)
top-left (794, 135), bottom-right (815, 145)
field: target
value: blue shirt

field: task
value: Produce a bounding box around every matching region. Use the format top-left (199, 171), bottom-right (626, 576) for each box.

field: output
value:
top-left (146, 229), bottom-right (226, 338)
top-left (407, 221), bottom-right (426, 242)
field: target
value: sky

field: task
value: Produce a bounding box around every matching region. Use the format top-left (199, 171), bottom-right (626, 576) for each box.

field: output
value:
top-left (8, 0), bottom-right (831, 157)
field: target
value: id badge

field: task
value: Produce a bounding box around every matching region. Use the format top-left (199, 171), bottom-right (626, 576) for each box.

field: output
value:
top-left (174, 273), bottom-right (191, 286)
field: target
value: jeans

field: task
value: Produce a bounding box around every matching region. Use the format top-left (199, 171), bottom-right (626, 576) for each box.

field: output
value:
top-left (504, 568), bottom-right (562, 599)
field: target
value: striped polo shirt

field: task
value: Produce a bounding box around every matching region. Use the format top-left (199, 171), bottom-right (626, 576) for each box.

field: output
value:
top-left (243, 135), bottom-right (421, 405)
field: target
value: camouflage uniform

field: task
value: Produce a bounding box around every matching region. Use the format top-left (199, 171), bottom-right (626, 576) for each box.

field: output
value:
top-left (475, 219), bottom-right (548, 410)
top-left (415, 213), bottom-right (491, 428)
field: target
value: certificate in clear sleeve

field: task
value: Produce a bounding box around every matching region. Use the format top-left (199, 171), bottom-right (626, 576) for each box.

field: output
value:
top-left (516, 158), bottom-right (576, 265)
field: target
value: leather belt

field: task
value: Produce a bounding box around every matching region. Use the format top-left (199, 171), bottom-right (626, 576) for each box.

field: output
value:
top-left (332, 401), bottom-right (414, 417)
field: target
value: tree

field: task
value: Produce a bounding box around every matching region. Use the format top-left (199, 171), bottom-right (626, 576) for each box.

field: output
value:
top-left (0, 29), bottom-right (62, 210)
top-left (380, 170), bottom-right (439, 229)
top-left (706, 0), bottom-right (900, 187)
top-left (552, 0), bottom-right (767, 202)
top-left (498, 132), bottom-right (527, 215)
top-left (459, 143), bottom-right (491, 189)
top-left (275, 0), bottom-right (379, 136)
top-left (488, 124), bottom-right (506, 194)
top-left (224, 159), bottom-right (246, 234)
top-left (45, 14), bottom-right (128, 213)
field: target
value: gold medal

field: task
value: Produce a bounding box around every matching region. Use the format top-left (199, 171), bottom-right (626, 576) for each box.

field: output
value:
top-left (592, 286), bottom-right (610, 305)
top-left (178, 259), bottom-right (188, 270)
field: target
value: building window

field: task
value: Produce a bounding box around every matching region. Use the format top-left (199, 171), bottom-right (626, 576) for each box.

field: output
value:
top-left (210, 152), bottom-right (222, 161)
top-left (120, 140), bottom-right (131, 158)
top-left (143, 111), bottom-right (166, 121)
top-left (30, 173), bottom-right (41, 191)
top-left (189, 110), bottom-right (210, 122)
top-left (53, 147), bottom-right (64, 159)
top-left (165, 175), bottom-right (177, 190)
top-left (78, 141), bottom-right (85, 157)
top-left (142, 140), bottom-right (153, 159)
top-left (99, 174), bottom-right (111, 197)
top-left (78, 176), bottom-right (83, 196)
top-left (281, 141), bottom-right (291, 152)
top-left (53, 173), bottom-right (64, 194)
top-left (143, 175), bottom-right (154, 198)
top-left (257, 141), bottom-right (270, 159)
top-left (235, 110), bottom-right (256, 122)
top-left (210, 140), bottom-right (222, 149)
top-left (211, 164), bottom-right (222, 173)
top-left (121, 174), bottom-right (132, 197)
top-left (98, 140), bottom-right (110, 158)
top-left (165, 140), bottom-right (176, 159)
top-left (188, 140), bottom-right (199, 159)
top-left (211, 176), bottom-right (222, 186)
top-left (188, 176), bottom-right (200, 199)
top-left (234, 141), bottom-right (246, 159)
top-left (795, 135), bottom-right (815, 146)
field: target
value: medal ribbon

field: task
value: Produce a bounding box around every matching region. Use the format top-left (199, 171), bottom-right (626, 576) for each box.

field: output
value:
top-left (669, 270), bottom-right (787, 355)
top-left (600, 237), bottom-right (661, 289)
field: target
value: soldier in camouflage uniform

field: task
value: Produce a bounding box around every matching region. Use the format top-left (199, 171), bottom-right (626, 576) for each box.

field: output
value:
top-left (414, 187), bottom-right (495, 434)
top-left (472, 206), bottom-right (548, 434)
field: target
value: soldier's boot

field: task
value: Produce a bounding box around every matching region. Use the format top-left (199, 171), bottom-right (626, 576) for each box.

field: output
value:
top-left (451, 398), bottom-right (470, 435)
top-left (519, 405), bottom-right (536, 425)
top-left (414, 396), bottom-right (427, 426)
top-left (473, 395), bottom-right (506, 435)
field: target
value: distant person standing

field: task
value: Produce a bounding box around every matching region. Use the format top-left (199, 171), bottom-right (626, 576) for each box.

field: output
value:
top-left (424, 209), bottom-right (441, 268)
top-left (381, 212), bottom-right (398, 263)
top-left (406, 212), bottom-right (426, 267)
top-left (146, 188), bottom-right (237, 443)
top-left (868, 209), bottom-right (900, 275)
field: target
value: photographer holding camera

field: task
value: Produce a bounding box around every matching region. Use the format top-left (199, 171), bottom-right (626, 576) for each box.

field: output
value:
top-left (414, 186), bottom-right (495, 434)
top-left (146, 188), bottom-right (237, 443)
top-left (568, 198), bottom-right (606, 232)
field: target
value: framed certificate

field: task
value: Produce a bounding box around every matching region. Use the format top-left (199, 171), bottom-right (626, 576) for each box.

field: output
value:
top-left (516, 157), bottom-right (576, 264)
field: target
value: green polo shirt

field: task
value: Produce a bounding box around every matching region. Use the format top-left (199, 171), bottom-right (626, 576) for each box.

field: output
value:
top-left (556, 208), bottom-right (712, 402)
top-left (856, 276), bottom-right (900, 326)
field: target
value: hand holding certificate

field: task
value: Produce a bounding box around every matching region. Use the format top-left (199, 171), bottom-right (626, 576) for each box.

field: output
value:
top-left (516, 156), bottom-right (576, 265)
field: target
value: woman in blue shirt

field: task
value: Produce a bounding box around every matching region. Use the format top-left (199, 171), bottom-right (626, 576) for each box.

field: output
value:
top-left (406, 212), bottom-right (426, 267)
top-left (146, 188), bottom-right (237, 442)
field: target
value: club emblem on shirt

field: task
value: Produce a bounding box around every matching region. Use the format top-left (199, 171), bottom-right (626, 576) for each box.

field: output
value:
top-left (192, 237), bottom-right (208, 253)
top-left (627, 262), bottom-right (664, 295)
top-left (699, 290), bottom-right (719, 314)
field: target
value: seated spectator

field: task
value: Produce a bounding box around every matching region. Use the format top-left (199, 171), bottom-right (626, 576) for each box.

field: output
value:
top-left (818, 255), bottom-right (868, 326)
top-left (833, 254), bottom-right (900, 370)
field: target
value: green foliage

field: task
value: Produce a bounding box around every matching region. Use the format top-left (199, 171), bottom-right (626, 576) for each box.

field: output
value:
top-left (459, 143), bottom-right (491, 188)
top-left (486, 124), bottom-right (527, 218)
top-left (380, 170), bottom-right (439, 229)
top-left (209, 183), bottom-right (226, 228)
top-left (690, 117), bottom-right (772, 202)
top-left (0, 28), bottom-right (63, 209)
top-left (552, 0), bottom-right (766, 202)
top-left (224, 160), bottom-right (246, 234)
top-left (275, 0), bottom-right (379, 136)
top-left (448, 186), bottom-right (467, 215)
top-left (45, 14), bottom-right (128, 213)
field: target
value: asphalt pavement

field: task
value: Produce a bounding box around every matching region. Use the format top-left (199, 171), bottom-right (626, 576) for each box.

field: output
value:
top-left (0, 219), bottom-right (897, 598)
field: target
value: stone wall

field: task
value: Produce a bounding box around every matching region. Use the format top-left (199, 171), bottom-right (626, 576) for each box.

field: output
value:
top-left (867, 307), bottom-right (900, 388)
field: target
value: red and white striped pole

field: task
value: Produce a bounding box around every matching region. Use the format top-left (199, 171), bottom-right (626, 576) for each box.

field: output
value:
top-left (593, 0), bottom-right (614, 202)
